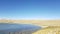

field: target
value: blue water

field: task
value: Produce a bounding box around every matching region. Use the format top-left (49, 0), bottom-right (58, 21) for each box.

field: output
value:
top-left (0, 23), bottom-right (42, 34)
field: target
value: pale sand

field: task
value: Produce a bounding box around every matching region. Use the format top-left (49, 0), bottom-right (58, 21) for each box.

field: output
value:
top-left (0, 19), bottom-right (60, 34)
top-left (0, 20), bottom-right (60, 26)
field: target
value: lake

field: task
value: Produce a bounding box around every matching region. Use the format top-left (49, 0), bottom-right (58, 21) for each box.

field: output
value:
top-left (0, 23), bottom-right (42, 34)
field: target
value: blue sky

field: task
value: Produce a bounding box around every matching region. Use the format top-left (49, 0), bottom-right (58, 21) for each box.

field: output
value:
top-left (0, 0), bottom-right (60, 20)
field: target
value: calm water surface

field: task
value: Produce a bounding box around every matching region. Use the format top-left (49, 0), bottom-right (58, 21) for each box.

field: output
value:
top-left (0, 23), bottom-right (42, 34)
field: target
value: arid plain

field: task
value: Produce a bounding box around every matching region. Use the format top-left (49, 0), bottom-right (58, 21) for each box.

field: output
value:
top-left (0, 19), bottom-right (60, 34)
top-left (0, 19), bottom-right (60, 26)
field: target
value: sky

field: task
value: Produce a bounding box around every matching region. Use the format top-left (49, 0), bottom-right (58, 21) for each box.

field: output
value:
top-left (0, 0), bottom-right (60, 20)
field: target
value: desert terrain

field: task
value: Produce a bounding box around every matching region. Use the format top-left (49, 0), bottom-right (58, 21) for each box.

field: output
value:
top-left (0, 19), bottom-right (60, 34)
top-left (0, 19), bottom-right (60, 26)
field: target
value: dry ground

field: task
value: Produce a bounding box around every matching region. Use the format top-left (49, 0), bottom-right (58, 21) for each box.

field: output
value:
top-left (33, 26), bottom-right (60, 34)
top-left (0, 19), bottom-right (60, 34)
top-left (0, 19), bottom-right (60, 26)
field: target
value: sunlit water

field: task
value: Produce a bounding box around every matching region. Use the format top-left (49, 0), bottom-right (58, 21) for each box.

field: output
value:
top-left (0, 23), bottom-right (42, 34)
